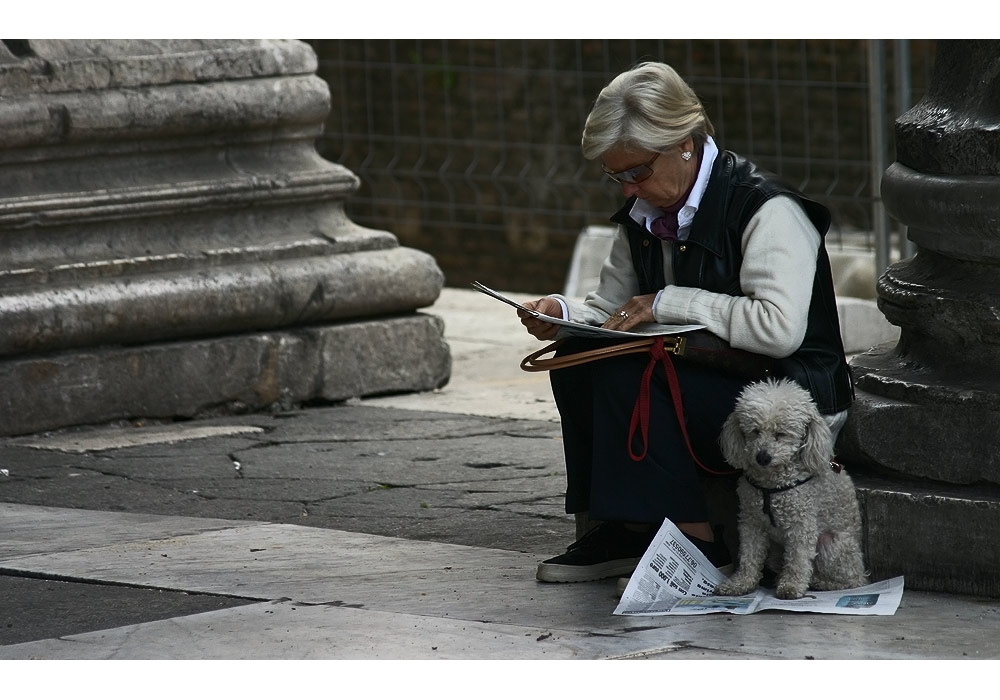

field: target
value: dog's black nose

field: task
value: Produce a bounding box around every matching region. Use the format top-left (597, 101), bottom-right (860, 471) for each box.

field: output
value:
top-left (755, 450), bottom-right (772, 467)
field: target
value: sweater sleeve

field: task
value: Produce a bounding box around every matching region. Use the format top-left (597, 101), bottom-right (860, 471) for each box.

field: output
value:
top-left (548, 224), bottom-right (640, 334)
top-left (652, 194), bottom-right (821, 358)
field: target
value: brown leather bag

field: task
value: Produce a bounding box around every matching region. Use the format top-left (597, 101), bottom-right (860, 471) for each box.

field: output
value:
top-left (520, 329), bottom-right (777, 380)
top-left (523, 331), bottom-right (772, 472)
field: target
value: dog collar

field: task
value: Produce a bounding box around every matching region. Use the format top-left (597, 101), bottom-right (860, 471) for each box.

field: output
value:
top-left (744, 474), bottom-right (815, 527)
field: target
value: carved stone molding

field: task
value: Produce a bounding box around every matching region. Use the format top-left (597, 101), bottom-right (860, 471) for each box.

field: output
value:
top-left (0, 40), bottom-right (450, 435)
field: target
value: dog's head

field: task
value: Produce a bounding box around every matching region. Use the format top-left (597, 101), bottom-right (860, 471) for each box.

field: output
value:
top-left (719, 378), bottom-right (832, 483)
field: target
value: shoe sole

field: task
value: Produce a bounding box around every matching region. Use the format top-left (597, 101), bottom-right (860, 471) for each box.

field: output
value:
top-left (536, 557), bottom-right (641, 583)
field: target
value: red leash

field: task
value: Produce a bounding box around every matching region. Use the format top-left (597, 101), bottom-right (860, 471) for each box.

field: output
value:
top-left (627, 337), bottom-right (735, 476)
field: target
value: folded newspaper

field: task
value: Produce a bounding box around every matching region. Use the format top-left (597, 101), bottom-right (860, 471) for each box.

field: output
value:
top-left (615, 518), bottom-right (903, 616)
top-left (471, 281), bottom-right (705, 339)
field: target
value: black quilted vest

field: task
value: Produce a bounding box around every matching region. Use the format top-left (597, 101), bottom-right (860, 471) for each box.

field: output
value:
top-left (612, 150), bottom-right (853, 414)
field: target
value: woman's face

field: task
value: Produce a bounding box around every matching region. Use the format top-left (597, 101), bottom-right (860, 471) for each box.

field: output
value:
top-left (602, 137), bottom-right (697, 209)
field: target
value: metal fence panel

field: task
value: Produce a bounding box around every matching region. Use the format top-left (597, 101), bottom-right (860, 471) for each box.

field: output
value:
top-left (309, 39), bottom-right (934, 292)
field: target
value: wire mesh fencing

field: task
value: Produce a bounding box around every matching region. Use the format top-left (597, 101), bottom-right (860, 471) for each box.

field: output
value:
top-left (309, 39), bottom-right (934, 293)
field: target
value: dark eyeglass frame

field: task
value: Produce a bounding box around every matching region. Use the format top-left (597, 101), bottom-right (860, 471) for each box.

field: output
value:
top-left (602, 151), bottom-right (661, 184)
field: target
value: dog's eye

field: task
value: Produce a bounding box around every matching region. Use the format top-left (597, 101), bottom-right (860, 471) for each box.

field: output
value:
top-left (774, 431), bottom-right (788, 439)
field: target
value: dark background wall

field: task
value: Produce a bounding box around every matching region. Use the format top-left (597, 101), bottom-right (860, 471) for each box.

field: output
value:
top-left (307, 39), bottom-right (934, 293)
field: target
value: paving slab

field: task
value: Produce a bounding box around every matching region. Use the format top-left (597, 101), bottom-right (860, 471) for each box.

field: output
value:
top-left (2, 288), bottom-right (1000, 669)
top-left (3, 503), bottom-right (1000, 661)
top-left (0, 502), bottom-right (257, 559)
top-left (0, 601), bottom-right (690, 661)
top-left (0, 574), bottom-right (253, 647)
top-left (9, 424), bottom-right (266, 453)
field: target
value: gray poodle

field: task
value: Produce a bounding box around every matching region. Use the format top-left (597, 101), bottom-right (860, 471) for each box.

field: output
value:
top-left (715, 378), bottom-right (869, 599)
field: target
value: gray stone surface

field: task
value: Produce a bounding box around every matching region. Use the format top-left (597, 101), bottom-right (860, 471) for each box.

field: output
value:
top-left (2, 287), bottom-right (1000, 666)
top-left (840, 40), bottom-right (1000, 596)
top-left (857, 476), bottom-right (1000, 597)
top-left (2, 503), bottom-right (998, 661)
top-left (0, 315), bottom-right (450, 437)
top-left (0, 403), bottom-right (563, 553)
top-left (0, 40), bottom-right (317, 96)
top-left (893, 40), bottom-right (1000, 176)
top-left (1, 246), bottom-right (443, 356)
top-left (0, 502), bottom-right (264, 559)
top-left (0, 40), bottom-right (448, 436)
top-left (835, 297), bottom-right (899, 355)
top-left (0, 574), bottom-right (251, 647)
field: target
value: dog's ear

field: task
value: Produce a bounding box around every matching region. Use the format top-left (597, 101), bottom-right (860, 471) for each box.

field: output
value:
top-left (719, 410), bottom-right (746, 468)
top-left (800, 407), bottom-right (833, 475)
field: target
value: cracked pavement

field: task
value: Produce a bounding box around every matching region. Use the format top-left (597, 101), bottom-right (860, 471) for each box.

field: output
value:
top-left (0, 405), bottom-right (572, 555)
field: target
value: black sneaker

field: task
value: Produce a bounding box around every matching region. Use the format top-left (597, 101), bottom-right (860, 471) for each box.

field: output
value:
top-left (536, 522), bottom-right (655, 583)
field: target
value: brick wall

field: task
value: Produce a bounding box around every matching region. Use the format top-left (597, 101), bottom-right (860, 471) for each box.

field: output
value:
top-left (307, 39), bottom-right (934, 293)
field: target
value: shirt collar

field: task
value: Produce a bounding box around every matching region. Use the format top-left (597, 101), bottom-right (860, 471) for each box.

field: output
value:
top-left (629, 136), bottom-right (720, 239)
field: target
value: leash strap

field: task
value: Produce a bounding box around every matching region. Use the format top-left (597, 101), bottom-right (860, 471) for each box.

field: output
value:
top-left (627, 337), bottom-right (734, 476)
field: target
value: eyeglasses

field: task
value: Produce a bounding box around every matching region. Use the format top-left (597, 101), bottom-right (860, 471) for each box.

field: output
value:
top-left (602, 152), bottom-right (661, 184)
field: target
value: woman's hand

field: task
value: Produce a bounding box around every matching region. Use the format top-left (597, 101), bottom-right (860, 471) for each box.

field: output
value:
top-left (519, 297), bottom-right (563, 340)
top-left (601, 293), bottom-right (658, 331)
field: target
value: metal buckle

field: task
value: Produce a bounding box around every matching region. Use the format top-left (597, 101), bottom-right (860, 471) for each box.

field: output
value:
top-left (664, 336), bottom-right (687, 356)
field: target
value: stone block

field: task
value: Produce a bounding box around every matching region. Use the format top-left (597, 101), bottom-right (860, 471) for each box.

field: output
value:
top-left (837, 298), bottom-right (899, 355)
top-left (0, 314), bottom-right (450, 437)
top-left (840, 385), bottom-right (1000, 486)
top-left (0, 246), bottom-right (443, 357)
top-left (563, 225), bottom-right (615, 298)
top-left (313, 316), bottom-right (452, 401)
top-left (856, 474), bottom-right (1000, 597)
top-left (828, 248), bottom-right (877, 299)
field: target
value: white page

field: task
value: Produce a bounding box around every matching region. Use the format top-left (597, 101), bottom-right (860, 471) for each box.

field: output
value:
top-left (615, 518), bottom-right (903, 616)
top-left (471, 281), bottom-right (704, 339)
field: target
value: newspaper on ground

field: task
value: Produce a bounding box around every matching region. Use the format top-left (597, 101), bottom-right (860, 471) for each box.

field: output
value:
top-left (471, 281), bottom-right (704, 339)
top-left (615, 518), bottom-right (903, 616)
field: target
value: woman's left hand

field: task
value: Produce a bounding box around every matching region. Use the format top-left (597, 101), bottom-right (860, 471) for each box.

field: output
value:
top-left (601, 293), bottom-right (658, 331)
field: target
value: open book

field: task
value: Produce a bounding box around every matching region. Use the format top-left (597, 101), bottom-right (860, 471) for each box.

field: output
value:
top-left (471, 281), bottom-right (704, 340)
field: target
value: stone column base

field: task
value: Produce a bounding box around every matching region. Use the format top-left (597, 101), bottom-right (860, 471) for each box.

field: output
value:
top-left (841, 381), bottom-right (1000, 597)
top-left (855, 472), bottom-right (1000, 598)
top-left (0, 314), bottom-right (450, 437)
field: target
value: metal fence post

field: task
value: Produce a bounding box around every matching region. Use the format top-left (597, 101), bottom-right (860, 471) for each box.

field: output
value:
top-left (894, 39), bottom-right (917, 260)
top-left (868, 39), bottom-right (892, 275)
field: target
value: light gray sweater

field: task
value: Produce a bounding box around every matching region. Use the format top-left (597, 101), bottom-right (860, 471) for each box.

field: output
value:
top-left (551, 194), bottom-right (821, 361)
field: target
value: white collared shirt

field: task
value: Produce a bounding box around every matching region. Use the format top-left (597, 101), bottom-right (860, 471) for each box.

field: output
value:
top-left (628, 135), bottom-right (720, 241)
top-left (549, 137), bottom-right (721, 321)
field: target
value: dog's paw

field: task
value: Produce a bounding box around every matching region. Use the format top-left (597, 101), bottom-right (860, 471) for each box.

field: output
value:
top-left (715, 577), bottom-right (758, 596)
top-left (775, 580), bottom-right (808, 599)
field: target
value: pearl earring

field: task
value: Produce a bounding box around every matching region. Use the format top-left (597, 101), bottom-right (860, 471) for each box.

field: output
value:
top-left (681, 151), bottom-right (692, 161)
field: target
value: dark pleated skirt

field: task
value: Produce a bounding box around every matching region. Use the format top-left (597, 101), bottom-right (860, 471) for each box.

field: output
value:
top-left (550, 337), bottom-right (749, 524)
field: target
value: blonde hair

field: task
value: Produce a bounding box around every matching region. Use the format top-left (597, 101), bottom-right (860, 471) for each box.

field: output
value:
top-left (581, 62), bottom-right (715, 160)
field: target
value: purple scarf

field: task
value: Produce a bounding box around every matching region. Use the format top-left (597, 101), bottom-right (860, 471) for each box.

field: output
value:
top-left (648, 149), bottom-right (702, 241)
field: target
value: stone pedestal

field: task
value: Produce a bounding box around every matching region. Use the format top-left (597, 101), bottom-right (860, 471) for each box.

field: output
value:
top-left (0, 40), bottom-right (450, 436)
top-left (839, 40), bottom-right (1000, 596)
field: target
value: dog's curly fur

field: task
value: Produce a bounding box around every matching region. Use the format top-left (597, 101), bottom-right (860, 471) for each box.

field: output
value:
top-left (714, 378), bottom-right (868, 599)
